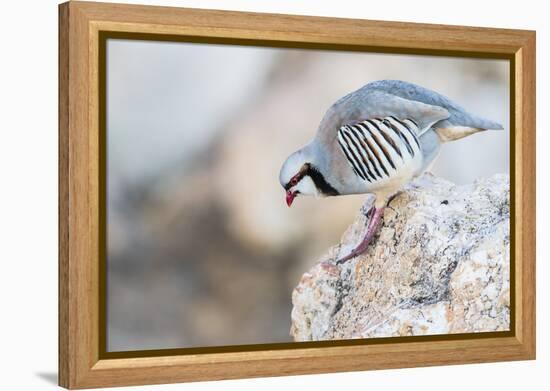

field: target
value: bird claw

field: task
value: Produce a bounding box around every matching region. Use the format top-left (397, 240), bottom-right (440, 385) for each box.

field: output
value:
top-left (335, 251), bottom-right (358, 265)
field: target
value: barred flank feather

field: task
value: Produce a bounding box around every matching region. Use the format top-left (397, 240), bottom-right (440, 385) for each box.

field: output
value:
top-left (337, 117), bottom-right (421, 183)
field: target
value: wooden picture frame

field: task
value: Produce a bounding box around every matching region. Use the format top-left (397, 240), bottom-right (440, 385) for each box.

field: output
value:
top-left (59, 1), bottom-right (536, 388)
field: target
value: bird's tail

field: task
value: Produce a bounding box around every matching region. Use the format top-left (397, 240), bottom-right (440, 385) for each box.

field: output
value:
top-left (434, 114), bottom-right (503, 142)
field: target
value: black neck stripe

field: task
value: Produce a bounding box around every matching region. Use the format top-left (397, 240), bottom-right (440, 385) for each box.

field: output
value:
top-left (305, 164), bottom-right (339, 196)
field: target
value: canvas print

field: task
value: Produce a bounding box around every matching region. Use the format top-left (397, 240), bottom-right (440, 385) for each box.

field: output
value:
top-left (106, 39), bottom-right (509, 352)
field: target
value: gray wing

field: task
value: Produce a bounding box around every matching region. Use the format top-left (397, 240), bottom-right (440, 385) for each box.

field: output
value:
top-left (316, 80), bottom-right (502, 145)
top-left (317, 88), bottom-right (449, 145)
top-left (365, 80), bottom-right (503, 130)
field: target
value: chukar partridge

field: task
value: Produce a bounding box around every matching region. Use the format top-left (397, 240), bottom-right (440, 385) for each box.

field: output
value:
top-left (279, 80), bottom-right (503, 264)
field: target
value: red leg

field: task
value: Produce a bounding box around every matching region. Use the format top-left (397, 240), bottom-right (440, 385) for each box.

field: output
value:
top-left (336, 206), bottom-right (385, 265)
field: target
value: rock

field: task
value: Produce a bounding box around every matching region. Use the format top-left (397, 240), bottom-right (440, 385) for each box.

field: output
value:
top-left (290, 173), bottom-right (510, 341)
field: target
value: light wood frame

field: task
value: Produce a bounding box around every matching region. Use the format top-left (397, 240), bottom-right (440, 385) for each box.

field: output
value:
top-left (59, 1), bottom-right (536, 389)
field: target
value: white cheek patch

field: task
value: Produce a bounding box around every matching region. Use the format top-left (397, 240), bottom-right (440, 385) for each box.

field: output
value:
top-left (296, 176), bottom-right (320, 198)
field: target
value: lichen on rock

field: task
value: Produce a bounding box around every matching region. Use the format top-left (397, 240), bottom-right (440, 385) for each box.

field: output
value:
top-left (290, 173), bottom-right (510, 341)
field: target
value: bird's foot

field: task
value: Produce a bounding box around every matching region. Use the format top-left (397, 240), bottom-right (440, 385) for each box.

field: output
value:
top-left (335, 235), bottom-right (374, 265)
top-left (335, 206), bottom-right (385, 265)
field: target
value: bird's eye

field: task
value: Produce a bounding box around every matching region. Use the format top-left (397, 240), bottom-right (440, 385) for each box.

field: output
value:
top-left (291, 178), bottom-right (298, 186)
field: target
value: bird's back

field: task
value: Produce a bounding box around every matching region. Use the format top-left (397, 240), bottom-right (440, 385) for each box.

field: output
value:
top-left (358, 80), bottom-right (503, 131)
top-left (310, 80), bottom-right (502, 197)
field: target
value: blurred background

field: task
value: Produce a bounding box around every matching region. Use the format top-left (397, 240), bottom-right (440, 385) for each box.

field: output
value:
top-left (106, 39), bottom-right (509, 352)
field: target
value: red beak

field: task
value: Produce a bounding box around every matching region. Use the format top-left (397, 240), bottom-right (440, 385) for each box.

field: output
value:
top-left (286, 190), bottom-right (297, 207)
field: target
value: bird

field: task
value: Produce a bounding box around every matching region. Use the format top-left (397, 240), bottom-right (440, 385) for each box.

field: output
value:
top-left (279, 80), bottom-right (503, 264)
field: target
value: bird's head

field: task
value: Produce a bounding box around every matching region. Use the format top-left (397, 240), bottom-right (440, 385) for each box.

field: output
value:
top-left (279, 150), bottom-right (319, 207)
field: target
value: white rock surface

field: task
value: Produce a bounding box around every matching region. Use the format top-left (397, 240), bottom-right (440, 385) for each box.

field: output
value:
top-left (291, 173), bottom-right (510, 341)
